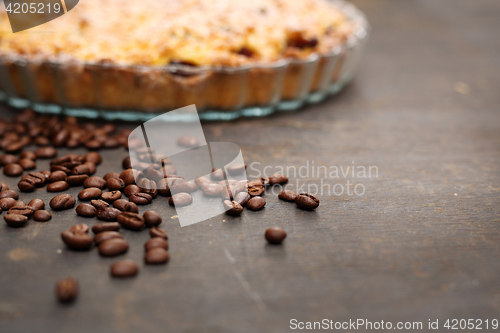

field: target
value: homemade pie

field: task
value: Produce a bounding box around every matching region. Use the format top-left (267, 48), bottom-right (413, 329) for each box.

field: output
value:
top-left (0, 0), bottom-right (369, 119)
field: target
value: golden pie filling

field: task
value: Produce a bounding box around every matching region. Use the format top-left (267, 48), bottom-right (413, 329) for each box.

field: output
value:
top-left (0, 0), bottom-right (353, 66)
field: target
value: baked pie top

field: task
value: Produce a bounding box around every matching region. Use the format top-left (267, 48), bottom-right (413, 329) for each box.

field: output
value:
top-left (0, 0), bottom-right (354, 67)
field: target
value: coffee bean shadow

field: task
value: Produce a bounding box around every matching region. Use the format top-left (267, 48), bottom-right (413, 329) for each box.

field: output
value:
top-left (264, 243), bottom-right (287, 259)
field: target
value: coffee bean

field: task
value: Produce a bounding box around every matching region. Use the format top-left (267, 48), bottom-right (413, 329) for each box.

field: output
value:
top-left (95, 207), bottom-right (121, 221)
top-left (0, 190), bottom-right (19, 200)
top-left (0, 154), bottom-right (18, 166)
top-left (295, 193), bottom-right (320, 210)
top-left (220, 185), bottom-right (237, 200)
top-left (20, 151), bottom-right (36, 160)
top-left (156, 179), bottom-right (171, 196)
top-left (278, 190), bottom-right (297, 202)
top-left (83, 176), bottom-right (106, 189)
top-left (143, 210), bottom-right (162, 227)
top-left (40, 170), bottom-right (51, 180)
top-left (4, 140), bottom-right (25, 154)
top-left (169, 178), bottom-right (196, 194)
top-left (23, 172), bottom-right (46, 186)
top-left (18, 178), bottom-right (35, 192)
top-left (78, 187), bottom-right (102, 201)
top-left (33, 210), bottom-right (51, 222)
top-left (137, 178), bottom-right (158, 197)
top-left (4, 214), bottom-right (28, 227)
top-left (92, 222), bottom-right (120, 234)
top-left (84, 152), bottom-right (102, 165)
top-left (112, 199), bottom-right (129, 211)
top-left (168, 193), bottom-right (192, 207)
top-left (47, 181), bottom-right (69, 192)
top-left (66, 174), bottom-right (89, 186)
top-left (177, 135), bottom-right (199, 147)
top-left (55, 277), bottom-right (78, 303)
top-left (90, 199), bottom-right (109, 209)
top-left (223, 200), bottom-right (243, 216)
top-left (120, 169), bottom-right (141, 185)
top-left (103, 172), bottom-right (120, 181)
top-left (101, 191), bottom-right (122, 203)
top-left (149, 227), bottom-right (168, 239)
top-left (124, 184), bottom-right (141, 197)
top-left (69, 224), bottom-right (89, 234)
top-left (110, 260), bottom-right (138, 278)
top-left (106, 178), bottom-right (125, 191)
top-left (226, 163), bottom-right (246, 175)
top-left (145, 248), bottom-right (170, 265)
top-left (34, 136), bottom-right (50, 146)
top-left (256, 177), bottom-right (270, 186)
top-left (99, 238), bottom-right (129, 257)
top-left (52, 129), bottom-right (70, 147)
top-left (269, 173), bottom-right (288, 185)
top-left (122, 157), bottom-right (132, 169)
top-left (195, 176), bottom-right (212, 188)
top-left (48, 170), bottom-right (67, 182)
top-left (144, 237), bottom-right (168, 251)
top-left (8, 204), bottom-right (34, 217)
top-left (94, 231), bottom-right (123, 245)
top-left (234, 192), bottom-right (251, 206)
top-left (61, 230), bottom-right (93, 250)
top-left (50, 194), bottom-right (76, 211)
top-left (0, 183), bottom-right (9, 191)
top-left (27, 198), bottom-right (45, 211)
top-left (50, 165), bottom-right (71, 174)
top-left (246, 196), bottom-right (266, 211)
top-left (265, 227), bottom-right (287, 244)
top-left (0, 198), bottom-right (16, 210)
top-left (4, 163), bottom-right (23, 177)
top-left (76, 203), bottom-right (96, 217)
top-left (35, 147), bottom-right (57, 159)
top-left (18, 158), bottom-right (36, 170)
top-left (130, 192), bottom-right (152, 205)
top-left (211, 168), bottom-right (226, 181)
top-left (247, 183), bottom-right (265, 197)
top-left (117, 212), bottom-right (145, 230)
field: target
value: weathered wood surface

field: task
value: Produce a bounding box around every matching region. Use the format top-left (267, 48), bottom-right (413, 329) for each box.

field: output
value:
top-left (0, 0), bottom-right (499, 332)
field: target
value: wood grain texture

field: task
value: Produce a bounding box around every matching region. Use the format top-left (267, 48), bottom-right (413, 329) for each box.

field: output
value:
top-left (0, 0), bottom-right (500, 332)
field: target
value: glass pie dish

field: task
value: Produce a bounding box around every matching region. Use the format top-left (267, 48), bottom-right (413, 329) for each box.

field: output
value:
top-left (0, 1), bottom-right (369, 122)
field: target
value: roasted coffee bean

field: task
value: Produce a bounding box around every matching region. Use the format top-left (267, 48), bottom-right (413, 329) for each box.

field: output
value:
top-left (40, 170), bottom-right (51, 180)
top-left (4, 140), bottom-right (25, 154)
top-left (226, 163), bottom-right (246, 175)
top-left (78, 187), bottom-right (102, 201)
top-left (35, 147), bottom-right (57, 159)
top-left (218, 179), bottom-right (238, 186)
top-left (143, 210), bottom-right (162, 227)
top-left (95, 207), bottom-right (121, 221)
top-left (66, 174), bottom-right (88, 186)
top-left (195, 176), bottom-right (212, 188)
top-left (269, 173), bottom-right (288, 185)
top-left (48, 170), bottom-right (67, 182)
top-left (28, 198), bottom-right (45, 211)
top-left (47, 181), bottom-right (69, 192)
top-left (177, 135), bottom-right (199, 147)
top-left (103, 172), bottom-right (120, 180)
top-left (168, 193), bottom-right (192, 207)
top-left (101, 191), bottom-right (122, 203)
top-left (136, 179), bottom-right (157, 198)
top-left (221, 185), bottom-right (237, 200)
top-left (144, 237), bottom-right (168, 251)
top-left (234, 192), bottom-right (251, 206)
top-left (129, 192), bottom-right (152, 205)
top-left (61, 230), bottom-right (93, 250)
top-left (112, 199), bottom-right (129, 211)
top-left (76, 203), bottom-right (96, 217)
top-left (117, 212), bottom-right (145, 230)
top-left (90, 199), bottom-right (109, 209)
top-left (0, 198), bottom-right (16, 210)
top-left (110, 260), bottom-right (138, 278)
top-left (106, 177), bottom-right (125, 191)
top-left (55, 277), bottom-right (78, 303)
top-left (123, 202), bottom-right (139, 213)
top-left (122, 156), bottom-right (132, 169)
top-left (8, 205), bottom-right (34, 217)
top-left (278, 190), bottom-right (297, 202)
top-left (156, 179), bottom-right (171, 196)
top-left (247, 183), bottom-right (265, 197)
top-left (223, 200), bottom-right (243, 216)
top-left (94, 231), bottom-right (123, 245)
top-left (23, 172), bottom-right (46, 186)
top-left (34, 136), bottom-right (50, 146)
top-left (92, 222), bottom-right (120, 234)
top-left (169, 178), bottom-right (195, 194)
top-left (84, 152), bottom-right (102, 165)
top-left (4, 214), bottom-right (28, 227)
top-left (124, 184), bottom-right (141, 197)
top-left (83, 176), bottom-right (106, 189)
top-left (202, 183), bottom-right (223, 197)
top-left (69, 224), bottom-right (89, 234)
top-left (150, 227), bottom-right (168, 239)
top-left (71, 164), bottom-right (90, 175)
top-left (0, 190), bottom-right (19, 200)
top-left (265, 227), bottom-right (287, 244)
top-left (50, 165), bottom-right (71, 174)
top-left (0, 183), bottom-right (9, 191)
top-left (18, 158), bottom-right (36, 170)
top-left (18, 178), bottom-right (36, 192)
top-left (0, 154), bottom-right (18, 166)
top-left (256, 177), bottom-right (270, 187)
top-left (83, 162), bottom-right (97, 175)
top-left (50, 194), bottom-right (76, 211)
top-left (52, 129), bottom-right (70, 147)
top-left (11, 201), bottom-right (26, 209)
top-left (99, 238), bottom-right (129, 257)
top-left (211, 168), bottom-right (226, 181)
top-left (145, 248), bottom-right (170, 265)
top-left (246, 196), bottom-right (266, 211)
top-left (33, 210), bottom-right (51, 222)
top-left (120, 169), bottom-right (140, 185)
top-left (295, 193), bottom-right (320, 210)
top-left (20, 151), bottom-right (36, 161)
top-left (4, 163), bottom-right (23, 177)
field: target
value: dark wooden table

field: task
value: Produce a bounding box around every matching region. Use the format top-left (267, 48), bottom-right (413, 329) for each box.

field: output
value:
top-left (1, 1), bottom-right (499, 332)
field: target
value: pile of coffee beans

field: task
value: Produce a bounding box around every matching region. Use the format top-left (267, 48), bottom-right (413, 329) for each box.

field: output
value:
top-left (279, 190), bottom-right (320, 210)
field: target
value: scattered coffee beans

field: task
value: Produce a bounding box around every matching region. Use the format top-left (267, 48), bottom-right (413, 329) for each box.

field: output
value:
top-left (28, 198), bottom-right (45, 211)
top-left (149, 227), bottom-right (168, 239)
top-left (94, 231), bottom-right (123, 245)
top-left (278, 190), bottom-right (297, 202)
top-left (47, 181), bottom-right (69, 192)
top-left (78, 187), bottom-right (102, 201)
top-left (168, 193), bottom-right (192, 207)
top-left (0, 198), bottom-right (16, 210)
top-left (117, 212), bottom-right (145, 230)
top-left (265, 227), bottom-right (287, 244)
top-left (35, 147), bottom-right (57, 159)
top-left (91, 199), bottom-right (109, 209)
top-left (66, 174), bottom-right (88, 186)
top-left (33, 210), bottom-right (52, 222)
top-left (4, 163), bottom-right (23, 177)
top-left (83, 176), bottom-right (106, 189)
top-left (130, 192), bottom-right (152, 205)
top-left (295, 193), bottom-right (320, 210)
top-left (50, 194), bottom-right (76, 211)
top-left (76, 203), bottom-right (97, 217)
top-left (0, 190), bottom-right (19, 200)
top-left (269, 173), bottom-right (288, 185)
top-left (145, 248), bottom-right (170, 265)
top-left (95, 207), bottom-right (121, 221)
top-left (61, 230), bottom-right (93, 250)
top-left (48, 170), bottom-right (67, 182)
top-left (106, 177), bottom-right (125, 191)
top-left (143, 211), bottom-right (162, 227)
top-left (110, 260), bottom-right (139, 278)
top-left (4, 214), bottom-right (28, 227)
top-left (101, 191), bottom-right (122, 203)
top-left (234, 192), bottom-right (251, 206)
top-left (246, 196), bottom-right (266, 211)
top-left (92, 222), bottom-right (120, 234)
top-left (124, 184), bottom-right (141, 197)
top-left (55, 277), bottom-right (78, 303)
top-left (19, 158), bottom-right (36, 170)
top-left (69, 224), bottom-right (89, 234)
top-left (223, 200), bottom-right (244, 216)
top-left (144, 237), bottom-right (168, 251)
